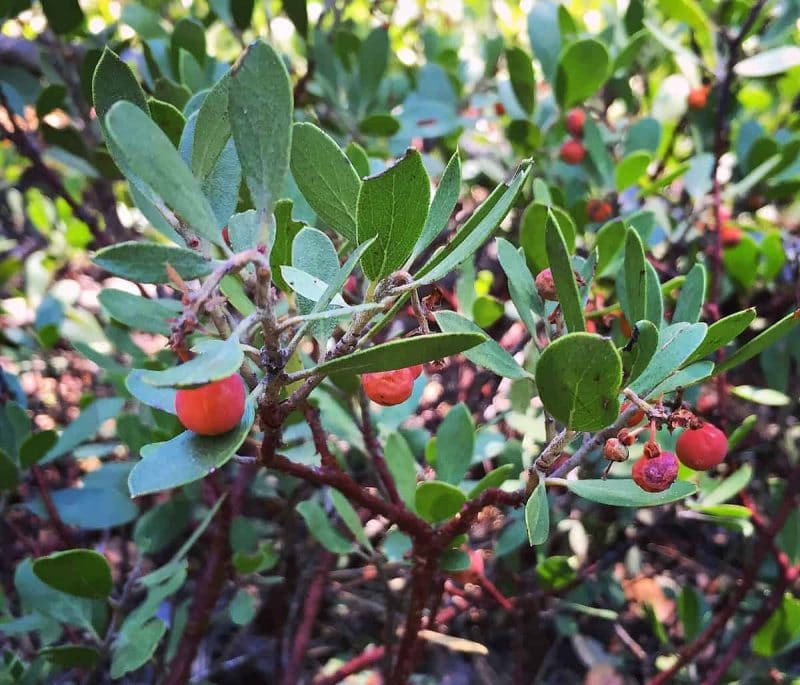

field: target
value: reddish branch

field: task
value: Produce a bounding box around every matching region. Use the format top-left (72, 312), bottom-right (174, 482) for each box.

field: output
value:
top-left (646, 470), bottom-right (800, 685)
top-left (30, 465), bottom-right (75, 547)
top-left (358, 391), bottom-right (402, 505)
top-left (280, 551), bottom-right (337, 685)
top-left (313, 646), bottom-right (387, 685)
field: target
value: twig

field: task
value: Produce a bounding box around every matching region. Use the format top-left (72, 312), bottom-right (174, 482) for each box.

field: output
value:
top-left (280, 551), bottom-right (337, 685)
top-left (30, 465), bottom-right (75, 547)
top-left (313, 646), bottom-right (387, 685)
top-left (358, 391), bottom-right (402, 505)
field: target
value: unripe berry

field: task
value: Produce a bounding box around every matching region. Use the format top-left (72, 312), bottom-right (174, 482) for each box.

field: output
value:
top-left (586, 199), bottom-right (613, 223)
top-left (687, 86), bottom-right (709, 110)
top-left (642, 441), bottom-right (662, 460)
top-left (676, 422), bottom-right (728, 471)
top-left (632, 451), bottom-right (679, 492)
top-left (565, 108), bottom-right (585, 137)
top-left (362, 368), bottom-right (416, 406)
top-left (535, 268), bottom-right (558, 301)
top-left (175, 373), bottom-right (246, 436)
top-left (620, 402), bottom-right (646, 427)
top-left (560, 139), bottom-right (586, 165)
top-left (603, 438), bottom-right (629, 462)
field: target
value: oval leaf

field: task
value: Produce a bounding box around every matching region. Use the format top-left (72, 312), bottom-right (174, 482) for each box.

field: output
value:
top-left (567, 479), bottom-right (696, 507)
top-left (33, 549), bottom-right (113, 599)
top-left (415, 481), bottom-right (467, 523)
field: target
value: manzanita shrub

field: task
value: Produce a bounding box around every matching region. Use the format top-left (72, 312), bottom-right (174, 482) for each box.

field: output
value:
top-left (1, 1), bottom-right (800, 684)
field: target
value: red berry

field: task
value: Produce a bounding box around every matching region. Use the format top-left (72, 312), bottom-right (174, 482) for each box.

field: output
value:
top-left (175, 374), bottom-right (246, 436)
top-left (587, 199), bottom-right (613, 223)
top-left (632, 451), bottom-right (679, 492)
top-left (721, 223), bottom-right (743, 247)
top-left (603, 438), bottom-right (629, 462)
top-left (362, 368), bottom-right (415, 406)
top-left (687, 86), bottom-right (709, 110)
top-left (560, 139), bottom-right (586, 164)
top-left (409, 364), bottom-right (423, 379)
top-left (535, 268), bottom-right (558, 301)
top-left (620, 402), bottom-right (646, 427)
top-left (676, 422), bottom-right (728, 471)
top-left (565, 108), bottom-right (586, 137)
top-left (494, 102), bottom-right (506, 116)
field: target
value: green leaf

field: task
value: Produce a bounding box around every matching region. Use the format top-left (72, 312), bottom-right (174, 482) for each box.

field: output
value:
top-left (19, 430), bottom-right (58, 468)
top-left (384, 432), bottom-right (418, 510)
top-left (734, 46), bottom-right (800, 78)
top-left (535, 333), bottom-right (622, 431)
top-left (630, 322), bottom-right (706, 397)
top-left (623, 228), bottom-right (648, 325)
top-left (649, 361), bottom-right (714, 396)
top-left (43, 398), bottom-right (126, 463)
top-left (282, 0), bottom-right (308, 37)
top-left (106, 105), bottom-right (218, 245)
top-left (595, 219), bottom-right (626, 277)
top-left (125, 370), bottom-right (177, 414)
top-left (434, 311), bottom-right (527, 379)
top-left (33, 550), bottom-right (112, 599)
top-left (468, 464), bottom-right (515, 499)
top-left (192, 72), bottom-right (230, 181)
top-left (622, 320), bottom-right (659, 383)
top-left (357, 149), bottom-right (430, 281)
top-left (496, 238), bottom-right (542, 334)
top-left (290, 122), bottom-right (361, 243)
top-left (520, 203), bottom-right (576, 273)
top-left (583, 117), bottom-right (614, 186)
top-left (555, 39), bottom-right (610, 108)
top-left (140, 338), bottom-right (243, 388)
top-left (330, 489), bottom-right (372, 551)
top-left (615, 151), bottom-right (651, 190)
top-left (296, 499), bottom-right (352, 554)
top-left (525, 480), bottom-right (549, 545)
top-left (229, 588), bottom-right (257, 625)
top-left (0, 449), bottom-right (18, 492)
top-left (293, 227), bottom-right (339, 342)
top-left (678, 586), bottom-right (709, 643)
top-left (727, 415), bottom-right (756, 451)
top-left (567, 479), bottom-right (696, 507)
top-left (110, 618), bottom-right (167, 679)
top-left (753, 594), bottom-right (800, 657)
top-left (686, 308), bottom-right (756, 364)
top-left (412, 151), bottom-right (461, 260)
top-left (731, 385), bottom-right (791, 407)
top-left (435, 403), bottom-right (474, 485)
top-left (41, 0), bottom-right (83, 34)
top-left (128, 399), bottom-right (255, 496)
top-left (98, 289), bottom-right (181, 335)
top-left (134, 495), bottom-right (192, 554)
top-left (527, 0), bottom-right (561, 83)
top-left (148, 98), bottom-right (185, 147)
top-left (716, 310), bottom-right (800, 375)
top-left (357, 27), bottom-right (389, 109)
top-left (699, 465), bottom-right (753, 507)
top-left (416, 162), bottom-right (531, 285)
top-left (346, 141), bottom-right (370, 178)
top-left (415, 481), bottom-right (467, 523)
top-left (26, 486), bottom-right (138, 530)
top-left (281, 267), bottom-right (347, 305)
top-left (657, 0), bottom-right (712, 44)
top-left (505, 46), bottom-right (535, 114)
top-left (229, 40), bottom-right (293, 214)
top-left (546, 210), bottom-right (584, 333)
top-left (358, 113), bottom-right (400, 136)
top-left (39, 645), bottom-right (100, 669)
top-left (93, 242), bottom-right (212, 284)
top-left (312, 333), bottom-right (485, 376)
top-left (672, 264), bottom-right (706, 324)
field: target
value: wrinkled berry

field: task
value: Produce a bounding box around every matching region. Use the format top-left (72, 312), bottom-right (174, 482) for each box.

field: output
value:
top-left (603, 438), bottom-right (629, 462)
top-left (535, 268), bottom-right (558, 301)
top-left (632, 451), bottom-right (679, 492)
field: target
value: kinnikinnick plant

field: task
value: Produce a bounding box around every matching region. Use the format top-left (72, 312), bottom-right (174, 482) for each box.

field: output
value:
top-left (2, 2), bottom-right (800, 684)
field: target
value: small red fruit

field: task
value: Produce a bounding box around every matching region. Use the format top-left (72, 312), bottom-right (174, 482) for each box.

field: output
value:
top-left (362, 368), bottom-right (415, 406)
top-left (560, 139), bottom-right (586, 164)
top-left (175, 373), bottom-right (246, 436)
top-left (687, 86), bottom-right (709, 110)
top-left (676, 422), bottom-right (728, 471)
top-left (632, 451), bottom-right (679, 492)
top-left (494, 102), bottom-right (506, 116)
top-left (620, 402), bottom-right (646, 427)
top-left (409, 364), bottom-right (423, 379)
top-left (565, 108), bottom-right (586, 137)
top-left (587, 199), bottom-right (613, 223)
top-left (603, 438), bottom-right (629, 462)
top-left (721, 223), bottom-right (743, 247)
top-left (535, 268), bottom-right (558, 301)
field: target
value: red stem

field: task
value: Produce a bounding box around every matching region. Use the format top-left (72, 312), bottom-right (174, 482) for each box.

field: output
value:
top-left (312, 646), bottom-right (387, 685)
top-left (31, 465), bottom-right (75, 547)
top-left (280, 551), bottom-right (337, 685)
